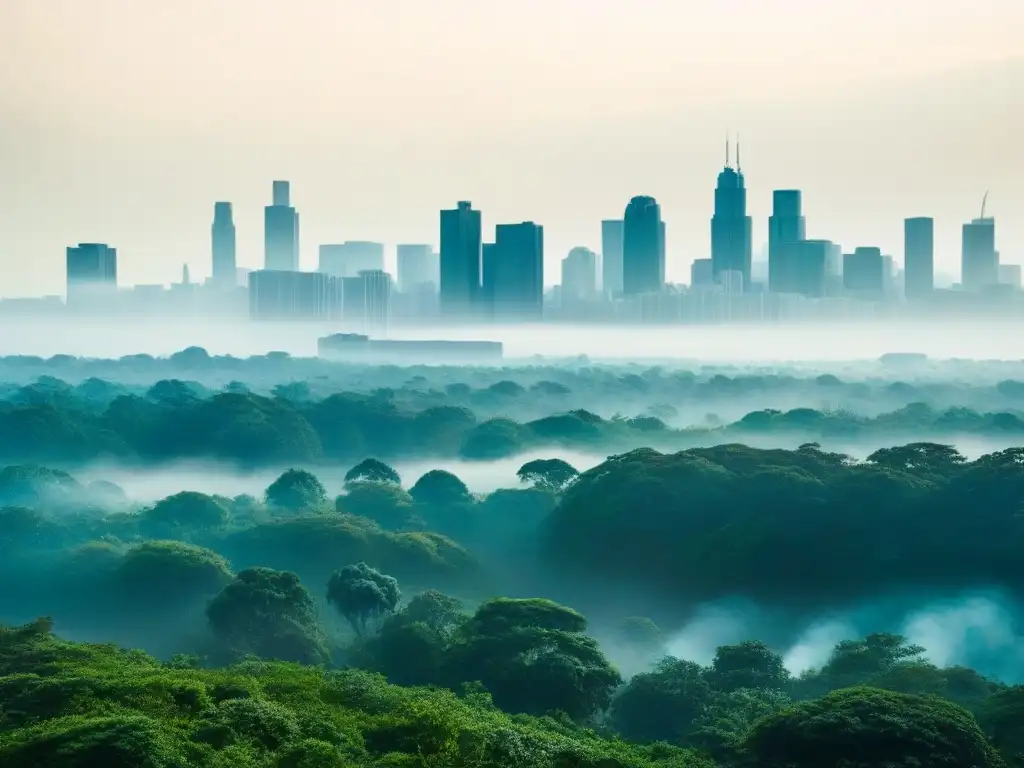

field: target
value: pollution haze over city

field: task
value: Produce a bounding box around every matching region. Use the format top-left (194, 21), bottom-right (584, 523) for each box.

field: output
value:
top-left (3, 3), bottom-right (1024, 768)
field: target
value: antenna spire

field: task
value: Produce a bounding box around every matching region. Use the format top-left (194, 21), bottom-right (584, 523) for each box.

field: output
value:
top-left (736, 133), bottom-right (741, 172)
top-left (725, 133), bottom-right (730, 168)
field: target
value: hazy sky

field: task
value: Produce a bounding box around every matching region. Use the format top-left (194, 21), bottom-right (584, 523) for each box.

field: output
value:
top-left (1, 0), bottom-right (1022, 296)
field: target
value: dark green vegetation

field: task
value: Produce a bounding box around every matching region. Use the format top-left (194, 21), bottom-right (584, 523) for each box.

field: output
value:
top-left (1, 443), bottom-right (1024, 764)
top-left (2, 352), bottom-right (1024, 765)
top-left (4, 362), bottom-right (1024, 464)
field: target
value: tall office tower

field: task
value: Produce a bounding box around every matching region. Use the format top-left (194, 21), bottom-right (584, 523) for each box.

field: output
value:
top-left (601, 219), bottom-right (624, 296)
top-left (318, 241), bottom-right (385, 278)
top-left (264, 180), bottom-right (299, 271)
top-left (843, 247), bottom-right (885, 296)
top-left (791, 240), bottom-right (830, 298)
top-left (66, 243), bottom-right (117, 303)
top-left (690, 258), bottom-right (714, 287)
top-left (903, 217), bottom-right (934, 299)
top-left (484, 222), bottom-right (545, 320)
top-left (211, 202), bottom-right (237, 287)
top-left (622, 197), bottom-right (665, 295)
top-left (962, 216), bottom-right (998, 291)
top-left (768, 189), bottom-right (806, 293)
top-left (439, 201), bottom-right (483, 317)
top-left (710, 139), bottom-right (753, 291)
top-left (561, 246), bottom-right (598, 302)
top-left (396, 244), bottom-right (439, 293)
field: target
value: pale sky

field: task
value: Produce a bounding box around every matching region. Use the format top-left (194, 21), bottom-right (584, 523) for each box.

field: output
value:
top-left (1, 0), bottom-right (1022, 296)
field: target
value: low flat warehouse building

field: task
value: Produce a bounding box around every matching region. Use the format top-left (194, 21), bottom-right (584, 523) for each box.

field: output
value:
top-left (317, 334), bottom-right (502, 365)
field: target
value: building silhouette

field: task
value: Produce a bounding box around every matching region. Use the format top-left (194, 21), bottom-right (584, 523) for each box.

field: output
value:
top-left (622, 197), bottom-right (665, 295)
top-left (264, 181), bottom-right (299, 271)
top-left (561, 247), bottom-right (598, 302)
top-left (439, 201), bottom-right (483, 317)
top-left (791, 240), bottom-right (830, 298)
top-left (211, 202), bottom-right (237, 287)
top-left (601, 219), bottom-right (624, 297)
top-left (249, 269), bottom-right (331, 320)
top-left (318, 241), bottom-right (385, 278)
top-left (690, 258), bottom-right (714, 288)
top-left (843, 247), bottom-right (885, 297)
top-left (341, 269), bottom-right (391, 333)
top-left (999, 263), bottom-right (1021, 289)
top-left (903, 217), bottom-right (934, 299)
top-left (962, 215), bottom-right (998, 291)
top-left (767, 190), bottom-right (806, 293)
top-left (483, 222), bottom-right (544, 320)
top-left (396, 244), bottom-right (439, 293)
top-left (66, 243), bottom-right (117, 304)
top-left (710, 140), bottom-right (752, 291)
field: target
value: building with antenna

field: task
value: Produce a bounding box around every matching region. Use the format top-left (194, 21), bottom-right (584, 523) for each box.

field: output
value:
top-left (961, 193), bottom-right (998, 291)
top-left (711, 136), bottom-right (753, 291)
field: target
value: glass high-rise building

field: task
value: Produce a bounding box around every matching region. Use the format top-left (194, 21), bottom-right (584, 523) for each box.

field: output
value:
top-left (264, 181), bottom-right (299, 271)
top-left (961, 217), bottom-right (997, 291)
top-left (710, 142), bottom-right (752, 291)
top-left (601, 219), bottom-right (624, 297)
top-left (903, 217), bottom-right (934, 299)
top-left (622, 197), bottom-right (664, 295)
top-left (439, 201), bottom-right (483, 317)
top-left (211, 202), bottom-right (237, 287)
top-left (484, 221), bottom-right (544, 320)
top-left (768, 190), bottom-right (806, 294)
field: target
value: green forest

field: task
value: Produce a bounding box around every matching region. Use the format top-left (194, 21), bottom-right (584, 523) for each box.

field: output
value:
top-left (1, 354), bottom-right (1023, 766)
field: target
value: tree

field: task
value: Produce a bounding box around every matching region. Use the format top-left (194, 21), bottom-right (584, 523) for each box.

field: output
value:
top-left (445, 597), bottom-right (622, 720)
top-left (206, 567), bottom-right (329, 664)
top-left (326, 562), bottom-right (400, 636)
top-left (742, 686), bottom-right (1006, 768)
top-left (137, 491), bottom-right (230, 537)
top-left (112, 541), bottom-right (233, 607)
top-left (409, 470), bottom-right (471, 507)
top-left (516, 458), bottom-right (579, 492)
top-left (344, 458), bottom-right (401, 487)
top-left (336, 482), bottom-right (414, 529)
top-left (354, 591), bottom-right (465, 687)
top-left (610, 657), bottom-right (712, 744)
top-left (867, 442), bottom-right (966, 475)
top-left (264, 469), bottom-right (327, 512)
top-left (706, 640), bottom-right (790, 693)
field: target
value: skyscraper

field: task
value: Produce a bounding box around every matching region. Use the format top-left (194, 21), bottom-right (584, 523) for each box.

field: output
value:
top-left (622, 197), bottom-right (664, 295)
top-left (768, 190), bottom-right (806, 293)
top-left (710, 140), bottom-right (753, 291)
top-left (561, 247), bottom-right (598, 302)
top-left (318, 241), bottom-right (385, 277)
top-left (904, 217), bottom-right (934, 299)
top-left (211, 202), bottom-right (237, 287)
top-left (439, 201), bottom-right (483, 317)
top-left (264, 181), bottom-right (299, 271)
top-left (962, 216), bottom-right (997, 291)
top-left (485, 222), bottom-right (544, 320)
top-left (66, 243), bottom-right (117, 303)
top-left (396, 244), bottom-right (439, 293)
top-left (601, 219), bottom-right (624, 297)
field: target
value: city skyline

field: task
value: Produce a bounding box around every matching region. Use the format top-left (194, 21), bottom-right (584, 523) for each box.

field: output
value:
top-left (1, 1), bottom-right (1023, 295)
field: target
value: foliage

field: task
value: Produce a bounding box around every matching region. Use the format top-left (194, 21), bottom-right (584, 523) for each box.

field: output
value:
top-left (344, 458), bottom-right (401, 487)
top-left (264, 470), bottom-right (327, 512)
top-left (742, 686), bottom-right (1006, 767)
top-left (206, 568), bottom-right (330, 665)
top-left (0, 620), bottom-right (709, 768)
top-left (326, 562), bottom-right (401, 637)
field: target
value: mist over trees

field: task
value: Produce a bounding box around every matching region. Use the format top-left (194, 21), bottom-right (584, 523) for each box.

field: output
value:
top-left (1, 351), bottom-right (1024, 765)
